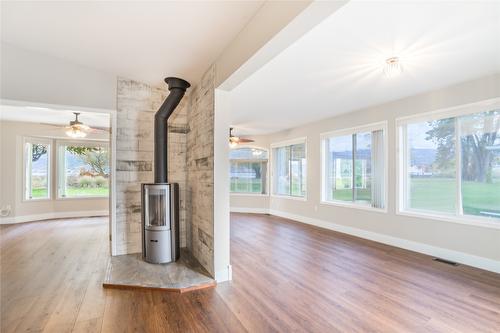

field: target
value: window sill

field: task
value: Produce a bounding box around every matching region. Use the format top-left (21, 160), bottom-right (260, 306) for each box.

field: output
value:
top-left (230, 193), bottom-right (268, 197)
top-left (57, 196), bottom-right (109, 201)
top-left (320, 200), bottom-right (387, 213)
top-left (23, 198), bottom-right (51, 203)
top-left (271, 194), bottom-right (307, 202)
top-left (397, 209), bottom-right (500, 229)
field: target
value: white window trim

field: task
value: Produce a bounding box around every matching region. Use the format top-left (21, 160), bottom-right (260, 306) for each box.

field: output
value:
top-left (270, 136), bottom-right (307, 149)
top-left (320, 122), bottom-right (388, 140)
top-left (56, 139), bottom-right (110, 200)
top-left (396, 97), bottom-right (500, 228)
top-left (320, 121), bottom-right (388, 212)
top-left (271, 194), bottom-right (308, 202)
top-left (230, 193), bottom-right (269, 197)
top-left (320, 199), bottom-right (387, 214)
top-left (270, 136), bottom-right (308, 200)
top-left (23, 136), bottom-right (52, 202)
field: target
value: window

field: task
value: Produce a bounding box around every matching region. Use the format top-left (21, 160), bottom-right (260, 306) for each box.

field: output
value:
top-left (398, 100), bottom-right (500, 224)
top-left (24, 138), bottom-right (51, 200)
top-left (322, 123), bottom-right (386, 209)
top-left (229, 148), bottom-right (268, 194)
top-left (57, 142), bottom-right (110, 198)
top-left (272, 139), bottom-right (307, 198)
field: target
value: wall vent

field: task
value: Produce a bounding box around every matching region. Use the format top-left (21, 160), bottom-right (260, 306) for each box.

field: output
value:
top-left (433, 258), bottom-right (459, 266)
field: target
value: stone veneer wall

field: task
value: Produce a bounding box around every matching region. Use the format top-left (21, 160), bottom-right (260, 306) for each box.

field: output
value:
top-left (186, 65), bottom-right (216, 275)
top-left (115, 78), bottom-right (188, 255)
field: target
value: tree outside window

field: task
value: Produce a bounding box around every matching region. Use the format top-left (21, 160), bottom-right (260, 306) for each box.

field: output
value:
top-left (403, 108), bottom-right (500, 220)
top-left (59, 144), bottom-right (109, 198)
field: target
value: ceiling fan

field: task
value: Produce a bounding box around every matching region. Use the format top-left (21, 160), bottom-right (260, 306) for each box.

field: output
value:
top-left (40, 112), bottom-right (109, 138)
top-left (229, 127), bottom-right (254, 148)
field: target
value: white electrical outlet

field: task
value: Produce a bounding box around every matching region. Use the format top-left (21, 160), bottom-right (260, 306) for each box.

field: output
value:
top-left (0, 205), bottom-right (12, 217)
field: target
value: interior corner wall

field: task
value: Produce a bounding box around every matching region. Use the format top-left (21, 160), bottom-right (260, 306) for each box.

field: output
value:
top-left (115, 78), bottom-right (188, 255)
top-left (0, 43), bottom-right (117, 110)
top-left (230, 74), bottom-right (500, 266)
top-left (186, 65), bottom-right (216, 276)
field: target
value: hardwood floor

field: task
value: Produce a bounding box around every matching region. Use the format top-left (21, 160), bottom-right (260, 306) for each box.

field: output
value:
top-left (1, 213), bottom-right (499, 332)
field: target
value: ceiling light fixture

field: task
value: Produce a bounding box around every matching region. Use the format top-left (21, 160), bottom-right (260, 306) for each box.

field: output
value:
top-left (252, 149), bottom-right (263, 156)
top-left (383, 56), bottom-right (402, 78)
top-left (65, 127), bottom-right (88, 138)
top-left (65, 112), bottom-right (89, 138)
top-left (229, 127), bottom-right (254, 147)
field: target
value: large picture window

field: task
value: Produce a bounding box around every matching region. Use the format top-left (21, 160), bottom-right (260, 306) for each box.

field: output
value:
top-left (398, 100), bottom-right (500, 225)
top-left (272, 139), bottom-right (306, 198)
top-left (24, 138), bottom-right (51, 200)
top-left (321, 123), bottom-right (386, 209)
top-left (229, 148), bottom-right (268, 194)
top-left (57, 142), bottom-right (109, 198)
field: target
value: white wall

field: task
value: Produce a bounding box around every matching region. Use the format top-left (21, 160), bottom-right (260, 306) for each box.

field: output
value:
top-left (0, 121), bottom-right (109, 223)
top-left (214, 89), bottom-right (231, 281)
top-left (0, 43), bottom-right (117, 110)
top-left (230, 74), bottom-right (500, 271)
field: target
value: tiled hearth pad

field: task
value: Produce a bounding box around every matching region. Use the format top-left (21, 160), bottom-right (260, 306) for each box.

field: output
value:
top-left (103, 250), bottom-right (215, 293)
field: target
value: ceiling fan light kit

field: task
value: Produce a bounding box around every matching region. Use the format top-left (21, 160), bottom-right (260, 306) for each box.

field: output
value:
top-left (64, 112), bottom-right (90, 138)
top-left (65, 127), bottom-right (88, 138)
top-left (229, 127), bottom-right (254, 147)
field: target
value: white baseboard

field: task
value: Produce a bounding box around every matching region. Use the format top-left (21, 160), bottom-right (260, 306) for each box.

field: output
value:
top-left (215, 264), bottom-right (233, 283)
top-left (230, 207), bottom-right (269, 214)
top-left (268, 209), bottom-right (500, 274)
top-left (0, 210), bottom-right (109, 224)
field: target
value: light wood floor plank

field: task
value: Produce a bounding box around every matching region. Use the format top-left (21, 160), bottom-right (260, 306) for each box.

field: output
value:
top-left (1, 213), bottom-right (499, 332)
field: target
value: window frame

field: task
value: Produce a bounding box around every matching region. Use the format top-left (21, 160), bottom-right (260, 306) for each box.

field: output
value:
top-left (229, 146), bottom-right (269, 196)
top-left (396, 97), bottom-right (500, 229)
top-left (56, 139), bottom-right (110, 200)
top-left (320, 121), bottom-right (388, 213)
top-left (270, 137), bottom-right (307, 201)
top-left (23, 136), bottom-right (52, 202)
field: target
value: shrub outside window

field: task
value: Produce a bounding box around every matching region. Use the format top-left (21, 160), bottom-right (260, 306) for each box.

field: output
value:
top-left (57, 142), bottom-right (110, 198)
top-left (271, 139), bottom-right (307, 198)
top-left (24, 138), bottom-right (51, 200)
top-left (229, 148), bottom-right (268, 194)
top-left (321, 122), bottom-right (386, 210)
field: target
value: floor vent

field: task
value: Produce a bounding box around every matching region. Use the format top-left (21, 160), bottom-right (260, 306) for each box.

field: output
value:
top-left (433, 258), bottom-right (459, 266)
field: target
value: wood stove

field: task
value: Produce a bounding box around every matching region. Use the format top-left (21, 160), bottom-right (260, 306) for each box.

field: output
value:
top-left (142, 183), bottom-right (179, 263)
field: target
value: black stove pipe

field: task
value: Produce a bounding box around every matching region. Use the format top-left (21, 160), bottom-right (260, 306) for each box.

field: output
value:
top-left (154, 77), bottom-right (190, 183)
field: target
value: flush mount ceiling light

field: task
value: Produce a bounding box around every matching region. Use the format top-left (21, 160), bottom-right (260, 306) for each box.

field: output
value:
top-left (383, 56), bottom-right (402, 78)
top-left (251, 148), bottom-right (263, 156)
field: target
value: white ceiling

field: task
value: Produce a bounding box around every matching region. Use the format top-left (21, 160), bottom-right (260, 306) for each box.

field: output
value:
top-left (230, 1), bottom-right (500, 135)
top-left (0, 1), bottom-right (264, 86)
top-left (0, 105), bottom-right (110, 128)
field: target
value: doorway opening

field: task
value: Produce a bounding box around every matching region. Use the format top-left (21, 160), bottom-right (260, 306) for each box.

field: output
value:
top-left (0, 99), bottom-right (117, 254)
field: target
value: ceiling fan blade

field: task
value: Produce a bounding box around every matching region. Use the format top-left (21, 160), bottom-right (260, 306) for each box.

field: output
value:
top-left (87, 127), bottom-right (110, 133)
top-left (238, 138), bottom-right (255, 143)
top-left (39, 123), bottom-right (65, 128)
